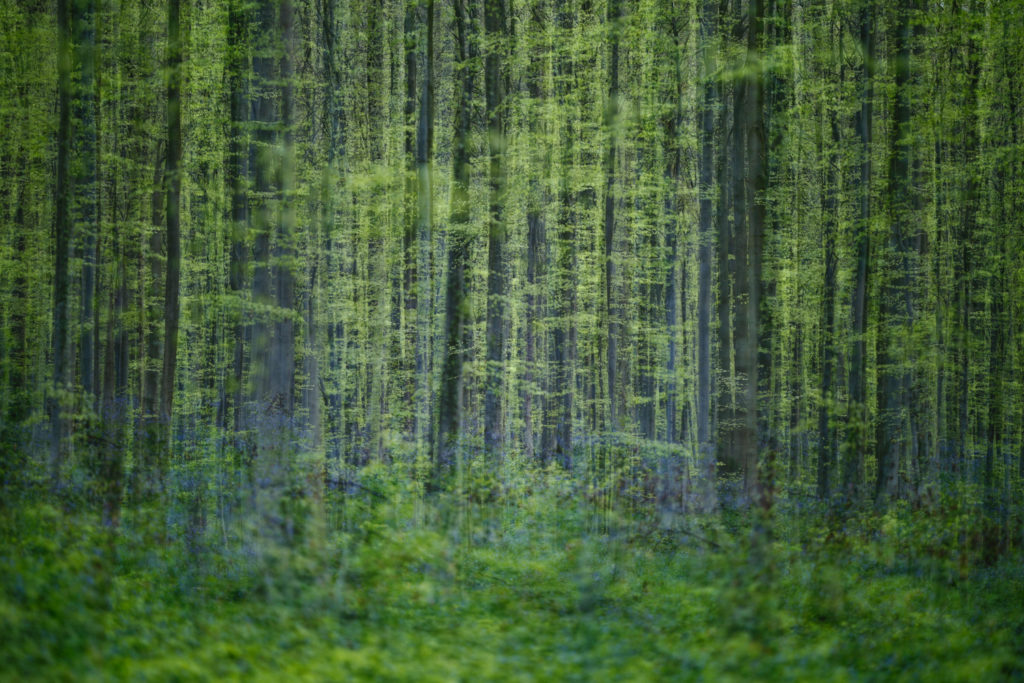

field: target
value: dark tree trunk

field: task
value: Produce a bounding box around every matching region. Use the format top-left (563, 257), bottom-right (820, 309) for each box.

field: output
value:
top-left (603, 0), bottom-right (621, 431)
top-left (817, 112), bottom-right (840, 500)
top-left (696, 0), bottom-right (717, 511)
top-left (718, 0), bottom-right (745, 483)
top-left (436, 0), bottom-right (475, 478)
top-left (875, 0), bottom-right (914, 505)
top-left (414, 0), bottom-right (435, 460)
top-left (843, 2), bottom-right (873, 499)
top-left (484, 0), bottom-right (508, 456)
top-left (227, 0), bottom-right (249, 437)
top-left (50, 0), bottom-right (73, 490)
top-left (161, 0), bottom-right (182, 435)
top-left (740, 0), bottom-right (766, 502)
top-left (74, 0), bottom-right (99, 406)
top-left (523, 2), bottom-right (549, 463)
top-left (544, 5), bottom-right (577, 470)
top-left (402, 0), bottom-right (419, 360)
top-left (100, 226), bottom-right (127, 529)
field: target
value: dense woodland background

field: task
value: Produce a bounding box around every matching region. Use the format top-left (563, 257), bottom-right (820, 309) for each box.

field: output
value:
top-left (2, 0), bottom-right (1024, 677)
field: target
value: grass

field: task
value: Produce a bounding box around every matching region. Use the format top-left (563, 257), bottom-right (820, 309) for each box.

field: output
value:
top-left (2, 474), bottom-right (1023, 681)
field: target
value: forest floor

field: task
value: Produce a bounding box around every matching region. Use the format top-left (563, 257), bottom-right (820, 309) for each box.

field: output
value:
top-left (2, 473), bottom-right (1024, 681)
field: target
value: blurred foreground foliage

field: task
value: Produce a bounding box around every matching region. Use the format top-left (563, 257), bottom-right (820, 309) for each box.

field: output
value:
top-left (2, 468), bottom-right (1023, 681)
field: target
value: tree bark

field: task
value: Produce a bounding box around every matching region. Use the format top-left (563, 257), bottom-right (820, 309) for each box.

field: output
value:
top-left (161, 0), bottom-right (182, 436)
top-left (50, 0), bottom-right (73, 490)
top-left (414, 0), bottom-right (435, 461)
top-left (818, 112), bottom-right (840, 500)
top-left (603, 0), bottom-right (621, 431)
top-left (74, 0), bottom-right (99, 406)
top-left (484, 0), bottom-right (508, 456)
top-left (227, 0), bottom-right (248, 437)
top-left (843, 1), bottom-right (873, 499)
top-left (696, 0), bottom-right (717, 511)
top-left (436, 0), bottom-right (475, 478)
top-left (875, 0), bottom-right (914, 505)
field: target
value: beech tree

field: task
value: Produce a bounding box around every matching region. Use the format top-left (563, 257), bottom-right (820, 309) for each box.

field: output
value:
top-left (0, 0), bottom-right (1019, 551)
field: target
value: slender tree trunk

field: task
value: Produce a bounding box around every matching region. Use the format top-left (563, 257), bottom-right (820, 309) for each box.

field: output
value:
top-left (227, 0), bottom-right (248, 437)
top-left (546, 70), bottom-right (577, 468)
top-left (319, 0), bottom-right (345, 463)
top-left (955, 65), bottom-right (980, 479)
top-left (524, 203), bottom-right (541, 460)
top-left (744, 0), bottom-right (766, 503)
top-left (100, 226), bottom-right (126, 529)
top-left (696, 0), bottom-right (717, 511)
top-left (402, 0), bottom-right (418, 373)
top-left (484, 0), bottom-right (507, 456)
top-left (875, 0), bottom-right (914, 505)
top-left (414, 0), bottom-right (435, 461)
top-left (715, 69), bottom-right (733, 469)
top-left (436, 0), bottom-right (475, 478)
top-left (75, 0), bottom-right (99, 407)
top-left (161, 0), bottom-right (182, 438)
top-left (523, 3), bottom-right (549, 463)
top-left (718, 0), bottom-right (745, 484)
top-left (984, 261), bottom-right (1004, 561)
top-left (843, 2), bottom-right (873, 499)
top-left (275, 0), bottom-right (296, 419)
top-left (817, 112), bottom-right (840, 500)
top-left (136, 142), bottom-right (165, 499)
top-left (603, 0), bottom-right (621, 431)
top-left (50, 0), bottom-right (73, 490)
top-left (727, 0), bottom-right (765, 502)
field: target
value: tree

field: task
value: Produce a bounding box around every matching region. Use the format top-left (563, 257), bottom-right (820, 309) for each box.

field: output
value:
top-left (843, 0), bottom-right (873, 499)
top-left (226, 0), bottom-right (249, 439)
top-left (161, 0), bottom-right (183, 460)
top-left (74, 0), bottom-right (99, 407)
top-left (414, 0), bottom-right (435, 464)
top-left (696, 0), bottom-right (717, 511)
top-left (49, 0), bottom-right (73, 491)
top-left (249, 0), bottom-right (297, 487)
top-left (875, 0), bottom-right (916, 505)
top-left (603, 0), bottom-right (621, 431)
top-left (484, 0), bottom-right (508, 456)
top-left (437, 0), bottom-right (476, 477)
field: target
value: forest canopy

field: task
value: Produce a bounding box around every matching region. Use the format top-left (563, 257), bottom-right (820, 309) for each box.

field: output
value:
top-left (1, 0), bottom-right (1023, 678)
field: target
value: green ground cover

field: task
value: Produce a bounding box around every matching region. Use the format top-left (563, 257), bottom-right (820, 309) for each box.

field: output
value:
top-left (2, 479), bottom-right (1023, 681)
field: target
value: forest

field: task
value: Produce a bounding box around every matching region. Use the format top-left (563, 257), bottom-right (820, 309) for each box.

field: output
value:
top-left (1, 0), bottom-right (1024, 678)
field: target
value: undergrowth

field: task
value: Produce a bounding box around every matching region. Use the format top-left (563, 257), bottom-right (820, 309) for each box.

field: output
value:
top-left (1, 472), bottom-right (1023, 681)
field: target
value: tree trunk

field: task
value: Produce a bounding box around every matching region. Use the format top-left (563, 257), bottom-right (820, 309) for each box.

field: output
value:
top-left (436, 0), bottom-right (475, 478)
top-left (414, 0), bottom-right (435, 462)
top-left (603, 0), bottom-right (621, 431)
top-left (875, 0), bottom-right (913, 505)
top-left (402, 0), bottom-right (418, 373)
top-left (227, 0), bottom-right (248, 437)
top-left (484, 0), bottom-right (507, 456)
top-left (523, 2), bottom-right (549, 463)
top-left (74, 0), bottom-right (99, 407)
top-left (161, 0), bottom-right (182, 438)
top-left (50, 0), bottom-right (73, 490)
top-left (726, 0), bottom-right (765, 503)
top-left (100, 226), bottom-right (127, 529)
top-left (742, 0), bottom-right (766, 503)
top-left (696, 0), bottom-right (717, 511)
top-left (843, 2), bottom-right (873, 499)
top-left (818, 112), bottom-right (840, 500)
top-left (249, 0), bottom-right (296, 483)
